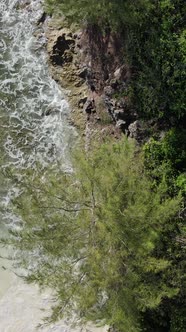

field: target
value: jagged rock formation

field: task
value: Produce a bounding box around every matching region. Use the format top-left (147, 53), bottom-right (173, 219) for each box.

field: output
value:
top-left (45, 17), bottom-right (148, 143)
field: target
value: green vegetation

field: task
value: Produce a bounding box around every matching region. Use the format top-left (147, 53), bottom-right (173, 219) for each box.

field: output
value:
top-left (44, 0), bottom-right (151, 29)
top-left (128, 0), bottom-right (186, 123)
top-left (143, 128), bottom-right (186, 192)
top-left (8, 138), bottom-right (183, 331)
top-left (6, 1), bottom-right (185, 331)
top-left (45, 0), bottom-right (186, 124)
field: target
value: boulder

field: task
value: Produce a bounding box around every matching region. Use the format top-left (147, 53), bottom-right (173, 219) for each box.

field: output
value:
top-left (84, 99), bottom-right (96, 114)
top-left (128, 120), bottom-right (144, 140)
top-left (116, 119), bottom-right (126, 129)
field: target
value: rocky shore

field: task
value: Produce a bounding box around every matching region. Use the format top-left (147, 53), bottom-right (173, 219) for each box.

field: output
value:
top-left (32, 5), bottom-right (152, 149)
top-left (17, 0), bottom-right (161, 147)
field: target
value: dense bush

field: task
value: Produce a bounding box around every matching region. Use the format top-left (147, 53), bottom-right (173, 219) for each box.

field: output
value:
top-left (143, 128), bottom-right (186, 193)
top-left (128, 0), bottom-right (186, 123)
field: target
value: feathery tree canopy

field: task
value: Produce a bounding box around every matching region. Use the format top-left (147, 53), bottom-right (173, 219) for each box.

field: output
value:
top-left (8, 138), bottom-right (182, 331)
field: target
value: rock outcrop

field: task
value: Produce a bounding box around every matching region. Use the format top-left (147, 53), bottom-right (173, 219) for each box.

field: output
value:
top-left (46, 19), bottom-right (89, 132)
top-left (45, 17), bottom-right (148, 143)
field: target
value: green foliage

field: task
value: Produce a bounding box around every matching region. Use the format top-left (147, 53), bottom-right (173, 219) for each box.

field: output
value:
top-left (143, 126), bottom-right (186, 331)
top-left (44, 0), bottom-right (151, 30)
top-left (170, 306), bottom-right (186, 332)
top-left (7, 1), bottom-right (185, 330)
top-left (143, 128), bottom-right (186, 192)
top-left (9, 137), bottom-right (182, 331)
top-left (127, 0), bottom-right (186, 122)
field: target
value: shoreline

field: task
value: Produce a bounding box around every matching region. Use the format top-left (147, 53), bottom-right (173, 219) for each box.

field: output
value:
top-left (43, 15), bottom-right (127, 149)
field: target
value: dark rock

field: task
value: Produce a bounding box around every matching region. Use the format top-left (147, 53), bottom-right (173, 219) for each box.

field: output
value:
top-left (67, 32), bottom-right (73, 38)
top-left (104, 72), bottom-right (109, 80)
top-left (73, 32), bottom-right (82, 40)
top-left (37, 12), bottom-right (47, 25)
top-left (104, 85), bottom-right (114, 96)
top-left (116, 119), bottom-right (126, 129)
top-left (90, 84), bottom-right (96, 92)
top-left (84, 98), bottom-right (95, 114)
top-left (42, 108), bottom-right (60, 116)
top-left (50, 54), bottom-right (63, 66)
top-left (95, 116), bottom-right (101, 121)
top-left (113, 109), bottom-right (125, 121)
top-left (43, 108), bottom-right (53, 116)
top-left (63, 50), bottom-right (73, 63)
top-left (51, 34), bottom-right (75, 66)
top-left (78, 96), bottom-right (88, 108)
top-left (53, 34), bottom-right (74, 54)
top-left (78, 67), bottom-right (88, 79)
top-left (110, 78), bottom-right (119, 89)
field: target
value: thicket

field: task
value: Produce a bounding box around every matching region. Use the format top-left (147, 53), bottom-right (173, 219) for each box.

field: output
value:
top-left (127, 0), bottom-right (186, 124)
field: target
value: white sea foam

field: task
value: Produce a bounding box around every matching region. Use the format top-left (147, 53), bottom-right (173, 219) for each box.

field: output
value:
top-left (0, 0), bottom-right (77, 170)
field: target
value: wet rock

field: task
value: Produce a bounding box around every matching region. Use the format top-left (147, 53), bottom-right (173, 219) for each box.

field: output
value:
top-left (42, 108), bottom-right (53, 116)
top-left (15, 0), bottom-right (31, 10)
top-left (42, 108), bottom-right (61, 116)
top-left (37, 12), bottom-right (47, 25)
top-left (43, 109), bottom-right (53, 116)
